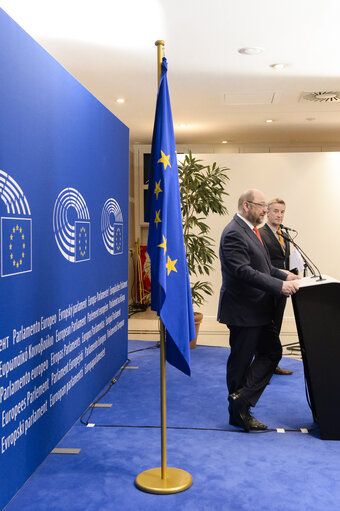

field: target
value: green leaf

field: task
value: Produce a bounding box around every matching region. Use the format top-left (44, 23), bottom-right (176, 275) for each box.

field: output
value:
top-left (178, 151), bottom-right (230, 308)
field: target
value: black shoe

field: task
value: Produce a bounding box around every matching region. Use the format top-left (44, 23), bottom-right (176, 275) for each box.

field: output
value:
top-left (246, 413), bottom-right (267, 431)
top-left (228, 392), bottom-right (251, 431)
top-left (228, 393), bottom-right (267, 431)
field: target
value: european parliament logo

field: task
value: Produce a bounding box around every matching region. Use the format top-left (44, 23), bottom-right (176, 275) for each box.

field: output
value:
top-left (75, 221), bottom-right (90, 262)
top-left (0, 170), bottom-right (32, 278)
top-left (1, 217), bottom-right (32, 277)
top-left (53, 188), bottom-right (91, 263)
top-left (101, 198), bottom-right (124, 255)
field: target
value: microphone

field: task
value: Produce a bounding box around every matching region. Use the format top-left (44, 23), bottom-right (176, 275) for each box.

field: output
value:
top-left (280, 231), bottom-right (325, 281)
top-left (280, 224), bottom-right (297, 233)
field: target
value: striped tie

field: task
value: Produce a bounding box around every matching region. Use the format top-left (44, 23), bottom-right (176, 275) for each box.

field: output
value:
top-left (276, 229), bottom-right (286, 254)
top-left (253, 226), bottom-right (263, 245)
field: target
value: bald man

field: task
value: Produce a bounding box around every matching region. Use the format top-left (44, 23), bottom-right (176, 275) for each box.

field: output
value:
top-left (218, 189), bottom-right (300, 431)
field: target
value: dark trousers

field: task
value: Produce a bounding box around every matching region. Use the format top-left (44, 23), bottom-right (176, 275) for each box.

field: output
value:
top-left (227, 322), bottom-right (282, 407)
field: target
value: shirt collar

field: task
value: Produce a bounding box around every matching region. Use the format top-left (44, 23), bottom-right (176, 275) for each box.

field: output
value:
top-left (267, 223), bottom-right (280, 234)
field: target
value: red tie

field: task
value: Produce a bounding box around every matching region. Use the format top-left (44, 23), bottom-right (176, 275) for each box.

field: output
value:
top-left (253, 226), bottom-right (263, 245)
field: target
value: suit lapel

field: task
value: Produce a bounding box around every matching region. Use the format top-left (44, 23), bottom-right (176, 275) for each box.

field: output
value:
top-left (234, 215), bottom-right (271, 262)
top-left (264, 224), bottom-right (285, 254)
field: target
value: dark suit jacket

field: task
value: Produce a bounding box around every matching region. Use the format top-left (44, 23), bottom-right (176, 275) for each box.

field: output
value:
top-left (259, 223), bottom-right (290, 270)
top-left (218, 214), bottom-right (287, 327)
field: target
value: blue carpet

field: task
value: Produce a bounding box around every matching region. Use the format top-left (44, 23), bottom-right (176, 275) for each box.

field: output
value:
top-left (5, 340), bottom-right (340, 511)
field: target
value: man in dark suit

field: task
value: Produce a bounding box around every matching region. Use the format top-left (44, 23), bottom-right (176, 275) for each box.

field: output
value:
top-left (259, 198), bottom-right (294, 376)
top-left (218, 189), bottom-right (300, 431)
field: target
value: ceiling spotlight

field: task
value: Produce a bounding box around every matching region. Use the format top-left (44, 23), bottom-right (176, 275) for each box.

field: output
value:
top-left (238, 47), bottom-right (264, 56)
top-left (116, 98), bottom-right (125, 104)
top-left (270, 63), bottom-right (287, 70)
top-left (265, 119), bottom-right (273, 123)
top-left (222, 140), bottom-right (228, 144)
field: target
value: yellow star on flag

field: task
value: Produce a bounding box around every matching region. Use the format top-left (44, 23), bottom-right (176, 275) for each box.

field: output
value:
top-left (158, 150), bottom-right (171, 170)
top-left (158, 235), bottom-right (167, 254)
top-left (154, 210), bottom-right (162, 228)
top-left (154, 180), bottom-right (163, 199)
top-left (166, 255), bottom-right (177, 276)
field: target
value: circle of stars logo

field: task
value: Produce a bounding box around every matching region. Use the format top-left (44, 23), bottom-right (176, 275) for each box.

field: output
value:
top-left (78, 226), bottom-right (88, 257)
top-left (115, 226), bottom-right (122, 252)
top-left (9, 224), bottom-right (26, 269)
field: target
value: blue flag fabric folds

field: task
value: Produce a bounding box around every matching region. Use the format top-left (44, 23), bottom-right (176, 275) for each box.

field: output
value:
top-left (146, 58), bottom-right (195, 376)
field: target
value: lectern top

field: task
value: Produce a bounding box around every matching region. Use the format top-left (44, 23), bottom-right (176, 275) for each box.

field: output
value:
top-left (298, 275), bottom-right (339, 288)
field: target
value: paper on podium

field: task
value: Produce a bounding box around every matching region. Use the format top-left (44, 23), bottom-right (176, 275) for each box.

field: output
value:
top-left (289, 249), bottom-right (304, 272)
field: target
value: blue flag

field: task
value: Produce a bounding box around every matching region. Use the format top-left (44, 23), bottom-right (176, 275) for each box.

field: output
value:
top-left (1, 217), bottom-right (32, 277)
top-left (75, 221), bottom-right (91, 262)
top-left (146, 58), bottom-right (195, 376)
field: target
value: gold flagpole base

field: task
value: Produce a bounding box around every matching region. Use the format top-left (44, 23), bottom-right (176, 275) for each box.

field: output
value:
top-left (135, 467), bottom-right (192, 494)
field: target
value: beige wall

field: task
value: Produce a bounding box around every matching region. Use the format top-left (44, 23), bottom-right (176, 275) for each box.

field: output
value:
top-left (194, 152), bottom-right (340, 320)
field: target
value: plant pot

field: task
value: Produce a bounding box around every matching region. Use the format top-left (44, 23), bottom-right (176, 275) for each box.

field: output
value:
top-left (190, 312), bottom-right (203, 349)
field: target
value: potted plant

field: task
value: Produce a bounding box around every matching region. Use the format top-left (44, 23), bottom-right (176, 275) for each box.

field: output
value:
top-left (178, 151), bottom-right (230, 348)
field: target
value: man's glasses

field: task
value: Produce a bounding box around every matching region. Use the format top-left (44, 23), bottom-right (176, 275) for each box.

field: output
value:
top-left (247, 201), bottom-right (268, 209)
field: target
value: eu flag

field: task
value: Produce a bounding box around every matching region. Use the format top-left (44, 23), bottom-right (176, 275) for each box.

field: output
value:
top-left (114, 224), bottom-right (123, 254)
top-left (146, 58), bottom-right (195, 376)
top-left (1, 217), bottom-right (32, 277)
top-left (75, 221), bottom-right (90, 262)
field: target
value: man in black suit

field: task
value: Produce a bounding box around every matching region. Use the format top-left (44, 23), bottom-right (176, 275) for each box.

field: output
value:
top-left (259, 198), bottom-right (294, 376)
top-left (218, 189), bottom-right (300, 431)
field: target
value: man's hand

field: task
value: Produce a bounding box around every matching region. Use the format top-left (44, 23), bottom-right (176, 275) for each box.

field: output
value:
top-left (285, 272), bottom-right (302, 281)
top-left (281, 280), bottom-right (299, 297)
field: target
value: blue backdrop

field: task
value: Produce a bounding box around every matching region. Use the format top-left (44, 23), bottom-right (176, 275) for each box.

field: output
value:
top-left (0, 10), bottom-right (129, 509)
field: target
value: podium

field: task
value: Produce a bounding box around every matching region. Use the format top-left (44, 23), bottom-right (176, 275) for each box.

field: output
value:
top-left (292, 275), bottom-right (340, 440)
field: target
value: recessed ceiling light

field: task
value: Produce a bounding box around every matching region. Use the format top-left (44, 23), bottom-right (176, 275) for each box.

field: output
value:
top-left (265, 119), bottom-right (273, 123)
top-left (238, 47), bottom-right (264, 56)
top-left (270, 63), bottom-right (288, 70)
top-left (116, 98), bottom-right (125, 104)
top-left (222, 140), bottom-right (228, 144)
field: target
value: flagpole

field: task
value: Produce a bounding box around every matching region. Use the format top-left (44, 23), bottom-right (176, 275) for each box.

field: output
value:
top-left (156, 39), bottom-right (165, 88)
top-left (135, 40), bottom-right (192, 495)
top-left (155, 39), bottom-right (168, 482)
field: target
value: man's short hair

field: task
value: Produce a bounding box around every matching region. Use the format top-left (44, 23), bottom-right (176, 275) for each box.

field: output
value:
top-left (268, 198), bottom-right (285, 209)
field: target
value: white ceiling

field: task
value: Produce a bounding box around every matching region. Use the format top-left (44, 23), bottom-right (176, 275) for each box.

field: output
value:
top-left (2, 0), bottom-right (340, 146)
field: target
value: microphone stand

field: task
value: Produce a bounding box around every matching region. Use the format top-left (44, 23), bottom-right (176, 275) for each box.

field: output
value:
top-left (280, 230), bottom-right (325, 282)
top-left (280, 230), bottom-right (313, 357)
